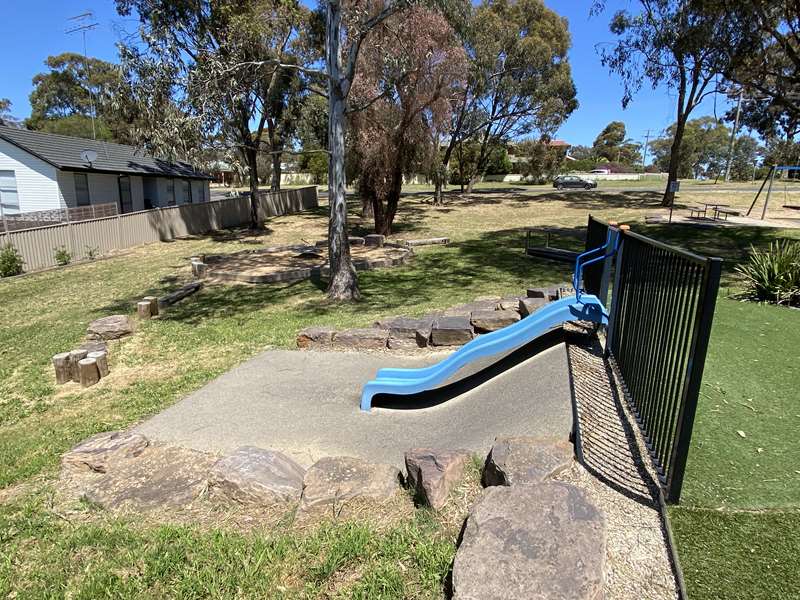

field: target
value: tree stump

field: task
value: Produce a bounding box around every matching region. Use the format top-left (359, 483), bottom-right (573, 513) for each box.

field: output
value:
top-left (78, 357), bottom-right (100, 388)
top-left (87, 351), bottom-right (109, 378)
top-left (137, 300), bottom-right (153, 319)
top-left (52, 352), bottom-right (72, 385)
top-left (69, 349), bottom-right (89, 382)
top-left (143, 296), bottom-right (159, 316)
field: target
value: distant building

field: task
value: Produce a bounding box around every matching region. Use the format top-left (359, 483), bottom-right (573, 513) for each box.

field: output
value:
top-left (0, 126), bottom-right (211, 217)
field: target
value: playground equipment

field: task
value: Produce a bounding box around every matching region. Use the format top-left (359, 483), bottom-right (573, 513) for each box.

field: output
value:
top-left (359, 226), bottom-right (622, 411)
top-left (747, 165), bottom-right (800, 219)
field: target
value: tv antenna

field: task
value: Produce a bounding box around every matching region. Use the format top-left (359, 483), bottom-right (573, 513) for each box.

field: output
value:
top-left (66, 12), bottom-right (99, 140)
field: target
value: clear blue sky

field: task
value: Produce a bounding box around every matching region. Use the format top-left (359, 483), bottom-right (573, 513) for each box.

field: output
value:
top-left (0, 0), bottom-right (733, 156)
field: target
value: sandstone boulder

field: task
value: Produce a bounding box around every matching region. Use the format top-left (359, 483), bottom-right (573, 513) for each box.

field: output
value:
top-left (430, 316), bottom-right (473, 346)
top-left (405, 448), bottom-right (471, 509)
top-left (62, 430), bottom-right (149, 473)
top-left (332, 328), bottom-right (389, 350)
top-left (208, 446), bottom-right (305, 505)
top-left (301, 456), bottom-right (401, 510)
top-left (452, 484), bottom-right (606, 600)
top-left (297, 326), bottom-right (336, 349)
top-left (519, 297), bottom-right (548, 317)
top-left (470, 309), bottom-right (521, 333)
top-left (86, 315), bottom-right (133, 340)
top-left (80, 445), bottom-right (215, 510)
top-left (483, 436), bottom-right (574, 487)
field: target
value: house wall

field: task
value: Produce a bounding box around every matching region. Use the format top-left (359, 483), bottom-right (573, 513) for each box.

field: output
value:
top-left (0, 138), bottom-right (63, 212)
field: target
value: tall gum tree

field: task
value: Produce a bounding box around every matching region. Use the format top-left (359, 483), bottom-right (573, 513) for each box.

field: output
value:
top-left (433, 0), bottom-right (577, 203)
top-left (348, 5), bottom-right (467, 235)
top-left (593, 0), bottom-right (734, 206)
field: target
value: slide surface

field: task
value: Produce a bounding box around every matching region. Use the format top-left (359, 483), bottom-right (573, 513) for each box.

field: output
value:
top-left (360, 294), bottom-right (608, 411)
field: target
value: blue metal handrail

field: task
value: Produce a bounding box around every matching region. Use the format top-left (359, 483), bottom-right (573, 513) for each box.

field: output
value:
top-left (573, 227), bottom-right (619, 301)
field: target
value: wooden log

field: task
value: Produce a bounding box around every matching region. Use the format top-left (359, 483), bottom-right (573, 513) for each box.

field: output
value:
top-left (158, 281), bottom-right (203, 308)
top-left (87, 351), bottom-right (109, 378)
top-left (137, 300), bottom-right (153, 319)
top-left (52, 352), bottom-right (72, 385)
top-left (78, 357), bottom-right (100, 388)
top-left (69, 349), bottom-right (89, 382)
top-left (143, 296), bottom-right (159, 316)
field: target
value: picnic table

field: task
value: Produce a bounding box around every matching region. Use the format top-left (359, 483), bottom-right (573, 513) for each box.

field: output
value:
top-left (687, 203), bottom-right (737, 220)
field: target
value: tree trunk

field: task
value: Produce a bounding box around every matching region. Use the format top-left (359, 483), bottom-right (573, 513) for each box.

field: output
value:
top-left (434, 144), bottom-right (455, 206)
top-left (245, 146), bottom-right (260, 228)
top-left (69, 349), bottom-right (88, 383)
top-left (326, 0), bottom-right (359, 301)
top-left (87, 351), bottom-right (109, 378)
top-left (269, 121), bottom-right (282, 192)
top-left (662, 115), bottom-right (688, 207)
top-left (78, 357), bottom-right (100, 388)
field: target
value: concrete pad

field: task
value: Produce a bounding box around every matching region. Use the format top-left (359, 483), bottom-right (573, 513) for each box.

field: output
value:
top-left (135, 343), bottom-right (573, 470)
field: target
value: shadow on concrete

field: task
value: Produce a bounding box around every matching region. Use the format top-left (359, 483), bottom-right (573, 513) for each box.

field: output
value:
top-left (371, 328), bottom-right (565, 410)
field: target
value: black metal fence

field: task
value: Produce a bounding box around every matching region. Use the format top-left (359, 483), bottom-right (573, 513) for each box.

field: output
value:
top-left (583, 216), bottom-right (611, 299)
top-left (605, 227), bottom-right (722, 503)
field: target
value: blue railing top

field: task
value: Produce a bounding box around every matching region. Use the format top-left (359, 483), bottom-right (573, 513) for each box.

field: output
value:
top-left (573, 225), bottom-right (620, 301)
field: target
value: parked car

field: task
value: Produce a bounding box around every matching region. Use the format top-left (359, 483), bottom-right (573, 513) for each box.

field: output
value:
top-left (589, 168), bottom-right (611, 174)
top-left (553, 175), bottom-right (598, 190)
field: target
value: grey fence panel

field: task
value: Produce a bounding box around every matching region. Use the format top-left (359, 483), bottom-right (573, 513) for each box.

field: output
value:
top-left (1, 186), bottom-right (318, 274)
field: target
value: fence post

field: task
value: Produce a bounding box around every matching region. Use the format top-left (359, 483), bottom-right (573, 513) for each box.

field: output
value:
top-left (665, 257), bottom-right (722, 503)
top-left (604, 233), bottom-right (626, 357)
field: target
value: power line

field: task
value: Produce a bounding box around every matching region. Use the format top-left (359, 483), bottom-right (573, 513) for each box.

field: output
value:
top-left (66, 12), bottom-right (99, 140)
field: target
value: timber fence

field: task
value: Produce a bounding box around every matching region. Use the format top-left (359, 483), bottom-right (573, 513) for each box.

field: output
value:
top-left (0, 186), bottom-right (318, 273)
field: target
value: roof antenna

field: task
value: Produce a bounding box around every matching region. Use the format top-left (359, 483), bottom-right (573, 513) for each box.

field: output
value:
top-left (66, 12), bottom-right (99, 141)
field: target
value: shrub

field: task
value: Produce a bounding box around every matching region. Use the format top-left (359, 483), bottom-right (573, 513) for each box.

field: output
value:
top-left (735, 240), bottom-right (800, 305)
top-left (54, 246), bottom-right (72, 266)
top-left (0, 243), bottom-right (24, 277)
top-left (84, 245), bottom-right (99, 260)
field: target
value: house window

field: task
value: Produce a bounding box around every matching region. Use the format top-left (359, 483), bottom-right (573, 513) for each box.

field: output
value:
top-left (74, 173), bottom-right (90, 206)
top-left (118, 176), bottom-right (132, 214)
top-left (166, 178), bottom-right (176, 206)
top-left (0, 170), bottom-right (20, 216)
top-left (181, 179), bottom-right (191, 204)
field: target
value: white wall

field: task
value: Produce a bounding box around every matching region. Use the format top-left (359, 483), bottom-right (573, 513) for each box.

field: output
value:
top-left (0, 138), bottom-right (63, 212)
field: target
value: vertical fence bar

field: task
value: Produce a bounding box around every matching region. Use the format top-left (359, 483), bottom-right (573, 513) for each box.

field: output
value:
top-left (665, 257), bottom-right (722, 503)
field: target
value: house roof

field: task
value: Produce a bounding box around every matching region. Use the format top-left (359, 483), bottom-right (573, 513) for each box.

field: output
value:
top-left (0, 126), bottom-right (212, 180)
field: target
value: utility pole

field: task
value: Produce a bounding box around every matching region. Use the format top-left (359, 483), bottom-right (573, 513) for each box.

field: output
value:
top-left (641, 129), bottom-right (652, 169)
top-left (66, 12), bottom-right (99, 140)
top-left (724, 90), bottom-right (743, 182)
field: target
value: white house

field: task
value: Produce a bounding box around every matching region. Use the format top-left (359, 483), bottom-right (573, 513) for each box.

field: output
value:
top-left (0, 126), bottom-right (211, 218)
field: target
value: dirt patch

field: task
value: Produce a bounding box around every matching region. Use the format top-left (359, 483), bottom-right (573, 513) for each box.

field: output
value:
top-left (202, 244), bottom-right (413, 284)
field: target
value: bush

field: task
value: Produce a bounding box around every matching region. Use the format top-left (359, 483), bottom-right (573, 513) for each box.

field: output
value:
top-left (735, 240), bottom-right (800, 306)
top-left (54, 246), bottom-right (71, 266)
top-left (0, 243), bottom-right (24, 277)
top-left (84, 245), bottom-right (99, 260)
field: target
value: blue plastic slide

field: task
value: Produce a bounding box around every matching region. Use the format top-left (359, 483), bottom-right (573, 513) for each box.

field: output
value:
top-left (359, 224), bottom-right (621, 411)
top-left (359, 295), bottom-right (609, 410)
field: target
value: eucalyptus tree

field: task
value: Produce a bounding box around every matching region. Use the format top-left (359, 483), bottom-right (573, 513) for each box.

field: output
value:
top-left (431, 0), bottom-right (577, 202)
top-left (594, 0), bottom-right (735, 205)
top-left (116, 0), bottom-right (310, 227)
top-left (348, 5), bottom-right (467, 235)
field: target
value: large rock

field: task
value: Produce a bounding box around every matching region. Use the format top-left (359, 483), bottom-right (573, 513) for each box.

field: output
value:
top-left (208, 446), bottom-right (305, 506)
top-left (527, 287), bottom-right (559, 301)
top-left (78, 340), bottom-right (108, 354)
top-left (405, 448), bottom-right (470, 509)
top-left (332, 328), bottom-right (389, 350)
top-left (483, 436), bottom-right (574, 487)
top-left (86, 315), bottom-right (133, 340)
top-left (430, 316), bottom-right (473, 346)
top-left (81, 445), bottom-right (215, 510)
top-left (62, 430), bottom-right (149, 473)
top-left (452, 484), bottom-right (606, 600)
top-left (470, 309), bottom-right (521, 333)
top-left (296, 326), bottom-right (336, 349)
top-left (495, 297), bottom-right (522, 311)
top-left (442, 300), bottom-right (498, 318)
top-left (378, 316), bottom-right (434, 348)
top-left (519, 297), bottom-right (548, 318)
top-left (301, 456), bottom-right (401, 510)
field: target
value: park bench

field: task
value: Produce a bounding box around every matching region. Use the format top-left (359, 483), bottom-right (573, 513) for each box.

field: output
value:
top-left (687, 205), bottom-right (707, 219)
top-left (713, 206), bottom-right (739, 220)
top-left (524, 227), bottom-right (584, 262)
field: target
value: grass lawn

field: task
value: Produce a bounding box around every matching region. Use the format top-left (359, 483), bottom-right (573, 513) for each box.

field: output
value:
top-left (1, 188), bottom-right (798, 597)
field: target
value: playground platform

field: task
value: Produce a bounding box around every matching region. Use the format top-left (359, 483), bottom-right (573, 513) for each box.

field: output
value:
top-left (135, 336), bottom-right (572, 470)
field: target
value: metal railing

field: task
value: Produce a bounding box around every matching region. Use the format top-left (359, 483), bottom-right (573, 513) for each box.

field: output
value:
top-left (605, 228), bottom-right (722, 503)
